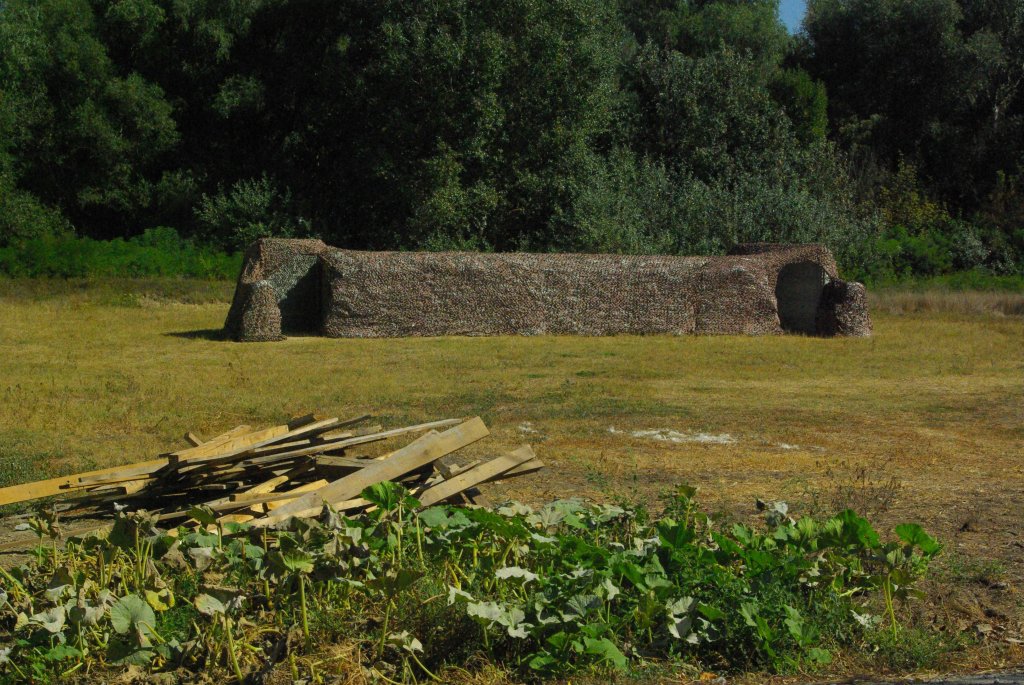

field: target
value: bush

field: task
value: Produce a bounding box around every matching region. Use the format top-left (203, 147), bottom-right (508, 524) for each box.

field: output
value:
top-left (195, 176), bottom-right (302, 252)
top-left (0, 174), bottom-right (71, 246)
top-left (0, 228), bottom-right (241, 279)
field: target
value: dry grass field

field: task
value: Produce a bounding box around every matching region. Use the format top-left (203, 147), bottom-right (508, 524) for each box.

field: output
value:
top-left (0, 279), bottom-right (1022, 679)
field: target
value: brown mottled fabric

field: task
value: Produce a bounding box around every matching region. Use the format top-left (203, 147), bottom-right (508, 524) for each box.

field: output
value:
top-left (223, 239), bottom-right (872, 341)
top-left (816, 280), bottom-right (873, 337)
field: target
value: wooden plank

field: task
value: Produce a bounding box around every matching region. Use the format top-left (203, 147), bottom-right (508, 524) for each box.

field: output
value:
top-left (254, 417), bottom-right (489, 525)
top-left (170, 417), bottom-right (347, 469)
top-left (314, 455), bottom-right (375, 469)
top-left (286, 412), bottom-right (368, 430)
top-left (72, 424), bottom-right (261, 489)
top-left (436, 459), bottom-right (477, 503)
top-left (417, 445), bottom-right (535, 508)
top-left (184, 432), bottom-right (204, 447)
top-left (229, 477), bottom-right (320, 505)
top-left (0, 457), bottom-right (170, 506)
top-left (74, 463), bottom-right (171, 487)
top-left (319, 424), bottom-right (382, 441)
top-left (182, 452), bottom-right (312, 480)
top-left (243, 474), bottom-right (287, 494)
top-left (312, 419), bottom-right (463, 453)
top-left (216, 513), bottom-right (254, 525)
top-left (261, 479), bottom-right (329, 512)
top-left (161, 424), bottom-right (255, 459)
top-left (179, 418), bottom-right (461, 475)
top-left (87, 479), bottom-right (148, 497)
top-left (493, 458), bottom-right (543, 480)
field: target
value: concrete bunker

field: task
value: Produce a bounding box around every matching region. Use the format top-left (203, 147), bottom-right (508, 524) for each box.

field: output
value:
top-left (223, 240), bottom-right (872, 341)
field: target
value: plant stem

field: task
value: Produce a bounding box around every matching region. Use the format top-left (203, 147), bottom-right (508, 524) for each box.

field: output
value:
top-left (225, 616), bottom-right (245, 684)
top-left (410, 649), bottom-right (442, 681)
top-left (884, 575), bottom-right (899, 638)
top-left (378, 599), bottom-right (392, 660)
top-left (299, 573), bottom-right (310, 644)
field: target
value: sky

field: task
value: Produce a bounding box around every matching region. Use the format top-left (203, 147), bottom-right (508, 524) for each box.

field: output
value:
top-left (779, 0), bottom-right (808, 33)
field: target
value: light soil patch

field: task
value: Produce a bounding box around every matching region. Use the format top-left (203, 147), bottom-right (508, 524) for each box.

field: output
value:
top-left (0, 283), bottom-right (1022, 677)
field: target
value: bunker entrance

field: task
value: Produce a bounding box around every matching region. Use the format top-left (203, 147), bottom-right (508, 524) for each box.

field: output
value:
top-left (776, 261), bottom-right (827, 334)
top-left (270, 256), bottom-right (323, 334)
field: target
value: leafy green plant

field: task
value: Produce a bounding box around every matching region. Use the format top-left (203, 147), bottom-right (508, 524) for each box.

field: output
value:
top-left (0, 486), bottom-right (944, 683)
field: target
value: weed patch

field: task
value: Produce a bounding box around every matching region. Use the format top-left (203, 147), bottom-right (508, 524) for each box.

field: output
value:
top-left (0, 485), bottom-right (943, 683)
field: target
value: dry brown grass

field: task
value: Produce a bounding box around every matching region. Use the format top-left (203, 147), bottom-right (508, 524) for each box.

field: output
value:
top-left (869, 288), bottom-right (1024, 316)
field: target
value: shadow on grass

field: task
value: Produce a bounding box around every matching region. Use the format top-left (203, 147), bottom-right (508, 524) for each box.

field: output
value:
top-left (164, 328), bottom-right (228, 341)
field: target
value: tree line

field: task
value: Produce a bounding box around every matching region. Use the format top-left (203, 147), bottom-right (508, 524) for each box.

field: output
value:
top-left (1, 0), bottom-right (1021, 280)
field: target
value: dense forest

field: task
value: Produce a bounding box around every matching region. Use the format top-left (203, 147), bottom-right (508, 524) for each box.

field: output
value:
top-left (0, 0), bottom-right (1022, 280)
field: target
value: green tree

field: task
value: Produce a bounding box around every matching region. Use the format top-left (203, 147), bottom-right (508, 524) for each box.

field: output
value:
top-left (0, 0), bottom-right (178, 239)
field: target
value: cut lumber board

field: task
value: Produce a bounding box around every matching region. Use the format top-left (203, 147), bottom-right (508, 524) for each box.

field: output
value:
top-left (236, 474), bottom-right (288, 497)
top-left (184, 432), bottom-right (204, 447)
top-left (179, 418), bottom-right (463, 475)
top-left (161, 424), bottom-right (254, 459)
top-left (216, 513), bottom-right (255, 525)
top-left (313, 419), bottom-right (463, 452)
top-left (255, 417), bottom-right (489, 524)
top-left (319, 424), bottom-right (382, 441)
top-left (314, 455), bottom-right (376, 469)
top-left (230, 479), bottom-right (327, 506)
top-left (71, 424), bottom-right (260, 489)
top-left (493, 458), bottom-right (544, 481)
top-left (0, 459), bottom-right (167, 505)
top-left (168, 418), bottom-right (333, 465)
top-left (90, 479), bottom-right (148, 497)
top-left (418, 445), bottom-right (535, 508)
top-left (436, 459), bottom-right (482, 504)
top-left (170, 416), bottom-right (357, 470)
top-left (261, 479), bottom-right (330, 513)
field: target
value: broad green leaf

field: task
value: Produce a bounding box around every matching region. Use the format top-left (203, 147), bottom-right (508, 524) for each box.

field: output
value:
top-left (107, 638), bottom-right (154, 666)
top-left (110, 595), bottom-right (157, 645)
top-left (582, 637), bottom-right (627, 670)
top-left (698, 603), bottom-right (726, 622)
top-left (44, 566), bottom-right (74, 602)
top-left (43, 644), bottom-right (82, 662)
top-left (194, 593), bottom-right (226, 616)
top-left (807, 647), bottom-right (832, 664)
top-left (495, 566), bottom-right (538, 583)
top-left (145, 588), bottom-right (175, 612)
top-left (387, 631), bottom-right (423, 653)
top-left (418, 507), bottom-right (450, 528)
top-left (29, 606), bottom-right (66, 634)
top-left (894, 524), bottom-right (942, 555)
top-left (187, 505), bottom-right (218, 526)
top-left (467, 601), bottom-right (504, 623)
top-left (361, 481), bottom-right (409, 511)
top-left (528, 653), bottom-right (557, 671)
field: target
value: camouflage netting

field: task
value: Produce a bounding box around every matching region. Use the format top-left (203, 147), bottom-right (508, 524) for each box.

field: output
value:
top-left (223, 239), bottom-right (872, 341)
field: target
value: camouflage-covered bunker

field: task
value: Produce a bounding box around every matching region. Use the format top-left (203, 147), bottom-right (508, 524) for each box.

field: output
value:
top-left (223, 239), bottom-right (871, 341)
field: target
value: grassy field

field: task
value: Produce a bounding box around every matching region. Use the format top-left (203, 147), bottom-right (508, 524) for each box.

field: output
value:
top-left (0, 279), bottom-right (1022, 679)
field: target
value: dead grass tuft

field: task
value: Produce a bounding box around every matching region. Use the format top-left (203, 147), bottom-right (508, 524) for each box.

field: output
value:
top-left (870, 288), bottom-right (1024, 316)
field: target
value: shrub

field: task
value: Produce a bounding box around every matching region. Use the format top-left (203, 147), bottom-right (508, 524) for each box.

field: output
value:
top-left (0, 228), bottom-right (240, 279)
top-left (195, 176), bottom-right (302, 252)
top-left (0, 174), bottom-right (71, 246)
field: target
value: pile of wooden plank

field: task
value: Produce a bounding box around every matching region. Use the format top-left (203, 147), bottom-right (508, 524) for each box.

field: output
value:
top-left (0, 414), bottom-right (541, 527)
